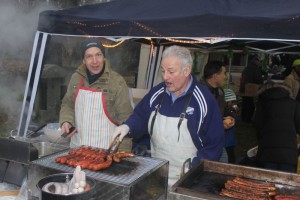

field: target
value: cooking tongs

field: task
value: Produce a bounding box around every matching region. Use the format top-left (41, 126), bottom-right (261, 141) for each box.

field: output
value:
top-left (107, 133), bottom-right (121, 153)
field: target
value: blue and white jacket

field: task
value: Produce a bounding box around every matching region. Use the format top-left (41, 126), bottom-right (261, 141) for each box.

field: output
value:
top-left (125, 76), bottom-right (224, 166)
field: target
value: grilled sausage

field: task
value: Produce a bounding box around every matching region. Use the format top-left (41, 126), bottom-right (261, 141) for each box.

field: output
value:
top-left (275, 195), bottom-right (300, 200)
top-left (220, 188), bottom-right (272, 200)
top-left (233, 177), bottom-right (276, 191)
top-left (89, 155), bottom-right (113, 171)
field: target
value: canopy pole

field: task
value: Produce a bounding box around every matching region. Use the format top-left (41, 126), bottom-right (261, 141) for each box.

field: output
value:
top-left (152, 45), bottom-right (164, 87)
top-left (145, 46), bottom-right (154, 89)
top-left (227, 57), bottom-right (232, 87)
top-left (146, 46), bottom-right (159, 89)
top-left (23, 33), bottom-right (49, 137)
top-left (17, 31), bottom-right (41, 136)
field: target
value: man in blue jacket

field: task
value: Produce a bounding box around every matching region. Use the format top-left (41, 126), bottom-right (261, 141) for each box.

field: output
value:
top-left (112, 45), bottom-right (224, 186)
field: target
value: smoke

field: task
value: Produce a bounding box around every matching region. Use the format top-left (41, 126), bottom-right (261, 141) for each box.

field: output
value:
top-left (0, 74), bottom-right (24, 114)
top-left (0, 1), bottom-right (56, 60)
top-left (0, 0), bottom-right (57, 133)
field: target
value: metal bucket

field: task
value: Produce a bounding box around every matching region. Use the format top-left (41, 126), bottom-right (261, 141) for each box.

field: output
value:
top-left (37, 173), bottom-right (97, 200)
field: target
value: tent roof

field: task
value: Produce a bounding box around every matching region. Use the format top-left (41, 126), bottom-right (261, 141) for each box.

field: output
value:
top-left (36, 0), bottom-right (300, 54)
top-left (38, 0), bottom-right (300, 42)
top-left (189, 40), bottom-right (300, 54)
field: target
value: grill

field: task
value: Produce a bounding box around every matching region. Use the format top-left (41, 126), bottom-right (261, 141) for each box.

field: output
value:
top-left (31, 150), bottom-right (165, 185)
top-left (0, 137), bottom-right (39, 186)
top-left (169, 160), bottom-right (300, 200)
top-left (27, 149), bottom-right (169, 200)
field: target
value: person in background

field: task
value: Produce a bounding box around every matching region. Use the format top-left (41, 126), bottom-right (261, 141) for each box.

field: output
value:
top-left (201, 60), bottom-right (235, 163)
top-left (254, 77), bottom-right (300, 173)
top-left (284, 58), bottom-right (300, 102)
top-left (59, 38), bottom-right (133, 150)
top-left (224, 88), bottom-right (238, 164)
top-left (239, 54), bottom-right (263, 123)
top-left (112, 45), bottom-right (224, 187)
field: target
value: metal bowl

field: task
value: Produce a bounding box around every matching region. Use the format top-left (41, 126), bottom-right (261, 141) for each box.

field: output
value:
top-left (31, 142), bottom-right (69, 158)
top-left (37, 173), bottom-right (96, 200)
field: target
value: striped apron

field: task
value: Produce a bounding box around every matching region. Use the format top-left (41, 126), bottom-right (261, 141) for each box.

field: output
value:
top-left (71, 79), bottom-right (118, 149)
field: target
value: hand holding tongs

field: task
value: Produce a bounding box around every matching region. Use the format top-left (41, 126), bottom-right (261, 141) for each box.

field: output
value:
top-left (107, 133), bottom-right (121, 153)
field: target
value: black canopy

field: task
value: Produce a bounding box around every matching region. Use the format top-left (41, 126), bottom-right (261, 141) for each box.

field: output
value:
top-left (18, 0), bottom-right (300, 136)
top-left (38, 0), bottom-right (300, 42)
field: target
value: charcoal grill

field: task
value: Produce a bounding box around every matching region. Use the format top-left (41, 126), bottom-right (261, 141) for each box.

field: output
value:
top-left (0, 136), bottom-right (69, 187)
top-left (169, 160), bottom-right (300, 200)
top-left (0, 137), bottom-right (38, 186)
top-left (27, 149), bottom-right (169, 200)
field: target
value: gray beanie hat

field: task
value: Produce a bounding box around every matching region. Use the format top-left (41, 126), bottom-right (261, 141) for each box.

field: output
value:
top-left (81, 38), bottom-right (105, 58)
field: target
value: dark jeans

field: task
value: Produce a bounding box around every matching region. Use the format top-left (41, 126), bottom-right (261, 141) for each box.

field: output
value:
top-left (241, 96), bottom-right (255, 123)
top-left (262, 162), bottom-right (296, 173)
top-left (225, 146), bottom-right (236, 164)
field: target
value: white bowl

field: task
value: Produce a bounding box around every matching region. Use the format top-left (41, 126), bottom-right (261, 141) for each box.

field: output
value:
top-left (43, 123), bottom-right (70, 144)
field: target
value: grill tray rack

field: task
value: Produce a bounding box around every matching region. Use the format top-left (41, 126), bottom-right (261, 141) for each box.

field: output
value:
top-left (31, 149), bottom-right (165, 185)
top-left (28, 149), bottom-right (169, 200)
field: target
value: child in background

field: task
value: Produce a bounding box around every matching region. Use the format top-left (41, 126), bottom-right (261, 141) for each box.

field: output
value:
top-left (224, 88), bottom-right (238, 163)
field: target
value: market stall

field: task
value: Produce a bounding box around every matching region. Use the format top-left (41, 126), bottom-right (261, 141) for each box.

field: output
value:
top-left (6, 0), bottom-right (300, 199)
top-left (19, 0), bottom-right (300, 136)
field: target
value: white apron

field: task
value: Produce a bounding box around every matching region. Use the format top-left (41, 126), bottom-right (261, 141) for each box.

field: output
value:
top-left (148, 94), bottom-right (197, 187)
top-left (71, 79), bottom-right (117, 149)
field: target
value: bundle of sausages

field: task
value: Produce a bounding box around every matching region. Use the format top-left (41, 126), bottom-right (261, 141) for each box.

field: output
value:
top-left (55, 146), bottom-right (135, 171)
top-left (220, 177), bottom-right (300, 200)
top-left (220, 177), bottom-right (276, 200)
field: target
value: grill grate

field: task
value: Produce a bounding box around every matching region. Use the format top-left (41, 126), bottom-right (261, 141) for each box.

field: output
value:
top-left (31, 149), bottom-right (165, 186)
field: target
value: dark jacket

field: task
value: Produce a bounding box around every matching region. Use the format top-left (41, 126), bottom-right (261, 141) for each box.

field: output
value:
top-left (239, 62), bottom-right (263, 93)
top-left (254, 82), bottom-right (300, 166)
top-left (60, 61), bottom-right (133, 126)
top-left (126, 75), bottom-right (225, 165)
top-left (200, 79), bottom-right (225, 116)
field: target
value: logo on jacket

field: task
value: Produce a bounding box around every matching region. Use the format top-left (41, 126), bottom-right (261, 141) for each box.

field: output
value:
top-left (186, 107), bottom-right (194, 115)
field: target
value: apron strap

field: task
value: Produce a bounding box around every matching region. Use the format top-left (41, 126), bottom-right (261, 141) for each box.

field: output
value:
top-left (150, 92), bottom-right (166, 136)
top-left (177, 93), bottom-right (193, 141)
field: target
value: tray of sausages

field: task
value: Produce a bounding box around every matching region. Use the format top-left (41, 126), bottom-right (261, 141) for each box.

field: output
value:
top-left (55, 146), bottom-right (135, 171)
top-left (169, 160), bottom-right (300, 200)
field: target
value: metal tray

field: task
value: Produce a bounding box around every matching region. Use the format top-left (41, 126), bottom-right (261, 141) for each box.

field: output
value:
top-left (169, 160), bottom-right (300, 200)
top-left (31, 149), bottom-right (166, 185)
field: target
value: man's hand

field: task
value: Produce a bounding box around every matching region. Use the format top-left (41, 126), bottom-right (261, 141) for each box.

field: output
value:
top-left (61, 122), bottom-right (77, 138)
top-left (112, 124), bottom-right (130, 141)
top-left (223, 116), bottom-right (235, 130)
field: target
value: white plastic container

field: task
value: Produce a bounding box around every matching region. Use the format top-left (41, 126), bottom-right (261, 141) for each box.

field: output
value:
top-left (43, 123), bottom-right (70, 144)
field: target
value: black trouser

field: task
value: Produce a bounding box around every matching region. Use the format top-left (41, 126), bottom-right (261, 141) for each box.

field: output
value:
top-left (225, 146), bottom-right (236, 164)
top-left (241, 96), bottom-right (255, 123)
